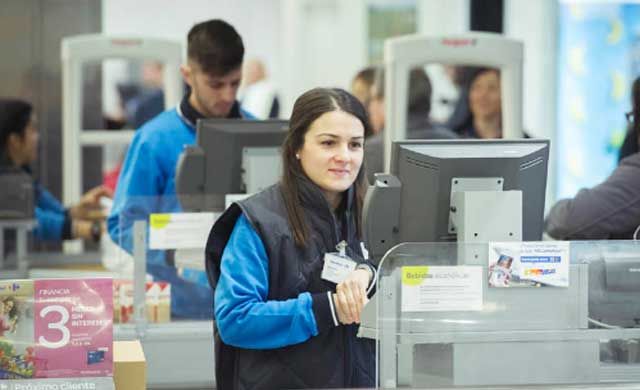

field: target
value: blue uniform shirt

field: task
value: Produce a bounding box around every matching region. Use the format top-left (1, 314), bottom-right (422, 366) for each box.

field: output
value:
top-left (108, 104), bottom-right (253, 319)
top-left (215, 213), bottom-right (319, 349)
top-left (34, 186), bottom-right (67, 241)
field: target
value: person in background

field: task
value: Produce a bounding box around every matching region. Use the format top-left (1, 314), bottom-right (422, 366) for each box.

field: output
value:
top-left (239, 58), bottom-right (279, 119)
top-left (451, 67), bottom-right (502, 138)
top-left (364, 67), bottom-right (458, 182)
top-left (545, 88), bottom-right (640, 240)
top-left (124, 61), bottom-right (166, 129)
top-left (205, 88), bottom-right (376, 389)
top-left (350, 66), bottom-right (377, 110)
top-left (107, 19), bottom-right (254, 319)
top-left (0, 98), bottom-right (111, 243)
top-left (618, 76), bottom-right (640, 162)
top-left (103, 62), bottom-right (168, 193)
top-left (367, 68), bottom-right (386, 136)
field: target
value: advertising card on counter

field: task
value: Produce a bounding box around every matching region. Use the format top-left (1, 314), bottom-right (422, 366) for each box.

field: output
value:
top-left (488, 241), bottom-right (570, 288)
top-left (148, 212), bottom-right (218, 250)
top-left (401, 266), bottom-right (483, 312)
top-left (0, 278), bottom-right (113, 380)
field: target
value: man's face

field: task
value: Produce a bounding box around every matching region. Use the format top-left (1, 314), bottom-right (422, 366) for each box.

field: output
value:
top-left (182, 62), bottom-right (242, 118)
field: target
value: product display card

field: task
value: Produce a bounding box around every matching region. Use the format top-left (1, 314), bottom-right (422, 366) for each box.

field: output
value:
top-left (488, 241), bottom-right (570, 288)
top-left (113, 280), bottom-right (171, 324)
top-left (0, 278), bottom-right (113, 379)
top-left (401, 266), bottom-right (483, 312)
top-left (148, 212), bottom-right (218, 250)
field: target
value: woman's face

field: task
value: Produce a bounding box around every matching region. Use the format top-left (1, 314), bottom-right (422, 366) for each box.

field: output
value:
top-left (297, 110), bottom-right (365, 204)
top-left (10, 116), bottom-right (39, 165)
top-left (469, 70), bottom-right (501, 120)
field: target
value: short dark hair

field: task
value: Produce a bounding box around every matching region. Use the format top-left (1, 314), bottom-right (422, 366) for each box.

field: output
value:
top-left (408, 68), bottom-right (432, 116)
top-left (371, 68), bottom-right (433, 115)
top-left (351, 66), bottom-right (377, 104)
top-left (281, 88), bottom-right (373, 247)
top-left (0, 98), bottom-right (32, 154)
top-left (187, 19), bottom-right (244, 76)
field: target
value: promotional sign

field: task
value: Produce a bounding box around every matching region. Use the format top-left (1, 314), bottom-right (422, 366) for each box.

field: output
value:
top-left (148, 212), bottom-right (218, 250)
top-left (401, 266), bottom-right (483, 312)
top-left (488, 242), bottom-right (570, 288)
top-left (0, 279), bottom-right (113, 379)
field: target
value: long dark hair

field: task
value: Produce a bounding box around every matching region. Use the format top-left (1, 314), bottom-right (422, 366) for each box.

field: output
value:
top-left (281, 88), bottom-right (373, 247)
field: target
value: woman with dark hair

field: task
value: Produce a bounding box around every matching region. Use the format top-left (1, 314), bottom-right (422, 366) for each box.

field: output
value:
top-left (0, 98), bottom-right (111, 242)
top-left (451, 67), bottom-right (503, 138)
top-left (618, 76), bottom-right (640, 162)
top-left (205, 88), bottom-right (376, 389)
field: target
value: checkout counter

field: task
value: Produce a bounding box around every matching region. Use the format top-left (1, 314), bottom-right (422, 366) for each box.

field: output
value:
top-left (2, 30), bottom-right (639, 389)
top-left (359, 240), bottom-right (640, 388)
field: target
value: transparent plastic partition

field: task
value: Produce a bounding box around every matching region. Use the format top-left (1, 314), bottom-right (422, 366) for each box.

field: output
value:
top-left (112, 195), bottom-right (220, 327)
top-left (364, 240), bottom-right (640, 388)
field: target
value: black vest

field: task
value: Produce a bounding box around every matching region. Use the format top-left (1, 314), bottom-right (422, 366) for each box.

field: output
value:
top-left (205, 179), bottom-right (375, 389)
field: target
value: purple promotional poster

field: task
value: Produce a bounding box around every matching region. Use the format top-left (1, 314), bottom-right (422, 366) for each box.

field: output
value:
top-left (0, 278), bottom-right (113, 379)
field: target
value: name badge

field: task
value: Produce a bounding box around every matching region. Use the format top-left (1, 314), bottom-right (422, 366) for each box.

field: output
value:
top-left (321, 253), bottom-right (357, 284)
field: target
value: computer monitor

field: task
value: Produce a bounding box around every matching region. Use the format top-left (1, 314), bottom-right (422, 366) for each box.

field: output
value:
top-left (176, 119), bottom-right (288, 211)
top-left (364, 139), bottom-right (550, 261)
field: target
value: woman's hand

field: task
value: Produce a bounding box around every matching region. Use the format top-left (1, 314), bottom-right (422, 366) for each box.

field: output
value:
top-left (72, 220), bottom-right (103, 242)
top-left (69, 185), bottom-right (113, 221)
top-left (332, 268), bottom-right (371, 325)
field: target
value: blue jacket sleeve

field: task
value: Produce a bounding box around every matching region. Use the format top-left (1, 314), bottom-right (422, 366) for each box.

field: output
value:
top-left (107, 131), bottom-right (161, 254)
top-left (215, 214), bottom-right (330, 349)
top-left (33, 187), bottom-right (66, 241)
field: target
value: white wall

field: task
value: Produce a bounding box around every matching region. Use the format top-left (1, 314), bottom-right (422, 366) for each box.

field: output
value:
top-left (417, 0), bottom-right (470, 122)
top-left (102, 0), bottom-right (369, 119)
top-left (102, 0), bottom-right (281, 71)
top-left (504, 0), bottom-right (559, 206)
top-left (101, 0), bottom-right (282, 115)
top-left (279, 0), bottom-right (367, 117)
top-left (417, 0), bottom-right (469, 35)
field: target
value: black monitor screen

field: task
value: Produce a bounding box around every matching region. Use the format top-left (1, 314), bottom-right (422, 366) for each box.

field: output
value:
top-left (176, 119), bottom-right (288, 211)
top-left (392, 139), bottom-right (549, 242)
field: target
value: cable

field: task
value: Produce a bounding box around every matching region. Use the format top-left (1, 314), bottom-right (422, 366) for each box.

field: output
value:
top-left (633, 223), bottom-right (640, 240)
top-left (366, 266), bottom-right (377, 295)
top-left (588, 317), bottom-right (621, 329)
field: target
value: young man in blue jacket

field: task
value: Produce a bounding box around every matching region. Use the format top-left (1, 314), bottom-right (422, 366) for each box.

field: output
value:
top-left (107, 19), bottom-right (254, 319)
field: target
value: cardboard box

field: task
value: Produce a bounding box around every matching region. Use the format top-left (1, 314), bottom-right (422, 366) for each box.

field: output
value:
top-left (113, 340), bottom-right (146, 390)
